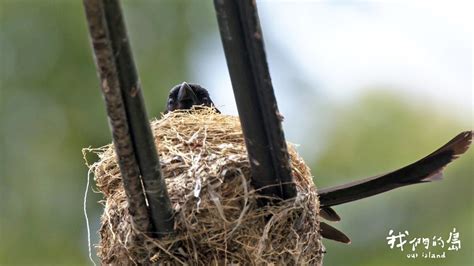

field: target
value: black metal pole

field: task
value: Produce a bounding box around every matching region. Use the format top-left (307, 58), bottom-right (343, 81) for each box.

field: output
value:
top-left (83, 0), bottom-right (174, 237)
top-left (214, 0), bottom-right (296, 200)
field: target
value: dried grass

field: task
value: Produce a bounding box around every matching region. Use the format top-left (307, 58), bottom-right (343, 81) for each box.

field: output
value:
top-left (86, 107), bottom-right (323, 265)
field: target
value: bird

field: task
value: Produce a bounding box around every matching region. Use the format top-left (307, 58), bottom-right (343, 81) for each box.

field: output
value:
top-left (318, 130), bottom-right (472, 243)
top-left (164, 83), bottom-right (472, 244)
top-left (165, 82), bottom-right (220, 113)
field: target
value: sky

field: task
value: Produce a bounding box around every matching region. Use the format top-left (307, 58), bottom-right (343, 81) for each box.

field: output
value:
top-left (191, 0), bottom-right (472, 123)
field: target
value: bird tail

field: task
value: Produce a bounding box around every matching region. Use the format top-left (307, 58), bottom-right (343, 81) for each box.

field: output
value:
top-left (320, 222), bottom-right (351, 244)
top-left (318, 131), bottom-right (472, 207)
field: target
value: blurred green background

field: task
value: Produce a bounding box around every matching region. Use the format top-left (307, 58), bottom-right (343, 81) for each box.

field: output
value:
top-left (0, 1), bottom-right (472, 265)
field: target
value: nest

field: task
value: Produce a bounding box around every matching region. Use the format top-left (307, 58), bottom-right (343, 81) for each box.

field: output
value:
top-left (87, 107), bottom-right (323, 265)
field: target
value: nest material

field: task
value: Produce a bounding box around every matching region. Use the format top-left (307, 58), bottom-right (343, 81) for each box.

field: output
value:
top-left (88, 107), bottom-right (323, 265)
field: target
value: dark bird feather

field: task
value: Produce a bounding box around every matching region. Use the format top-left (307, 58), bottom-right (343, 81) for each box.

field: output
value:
top-left (165, 82), bottom-right (220, 113)
top-left (320, 222), bottom-right (351, 244)
top-left (319, 131), bottom-right (471, 243)
top-left (319, 207), bottom-right (341, 222)
top-left (318, 131), bottom-right (472, 207)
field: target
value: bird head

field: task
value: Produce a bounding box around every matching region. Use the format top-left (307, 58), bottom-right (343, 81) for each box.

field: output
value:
top-left (165, 82), bottom-right (219, 113)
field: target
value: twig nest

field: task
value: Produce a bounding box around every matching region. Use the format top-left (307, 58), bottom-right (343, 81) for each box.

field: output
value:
top-left (88, 107), bottom-right (324, 265)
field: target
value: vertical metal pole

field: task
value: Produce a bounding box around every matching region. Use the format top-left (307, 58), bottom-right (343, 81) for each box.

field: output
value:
top-left (83, 0), bottom-right (174, 236)
top-left (214, 0), bottom-right (296, 200)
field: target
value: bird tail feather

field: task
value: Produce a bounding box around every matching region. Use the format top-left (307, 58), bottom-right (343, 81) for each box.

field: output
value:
top-left (318, 131), bottom-right (472, 207)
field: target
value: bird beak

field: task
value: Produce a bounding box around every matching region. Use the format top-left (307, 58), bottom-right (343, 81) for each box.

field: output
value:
top-left (177, 82), bottom-right (198, 105)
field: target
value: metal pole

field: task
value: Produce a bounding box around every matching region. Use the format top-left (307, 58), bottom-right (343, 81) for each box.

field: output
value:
top-left (83, 0), bottom-right (174, 236)
top-left (214, 0), bottom-right (296, 201)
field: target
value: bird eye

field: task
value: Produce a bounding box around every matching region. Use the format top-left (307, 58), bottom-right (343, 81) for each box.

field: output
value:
top-left (202, 97), bottom-right (209, 103)
top-left (168, 98), bottom-right (174, 105)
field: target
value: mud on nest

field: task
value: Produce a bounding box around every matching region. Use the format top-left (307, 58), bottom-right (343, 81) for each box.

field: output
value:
top-left (86, 107), bottom-right (324, 265)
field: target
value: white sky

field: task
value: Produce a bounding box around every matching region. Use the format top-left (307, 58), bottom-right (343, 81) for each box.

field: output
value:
top-left (260, 1), bottom-right (472, 109)
top-left (191, 0), bottom-right (473, 126)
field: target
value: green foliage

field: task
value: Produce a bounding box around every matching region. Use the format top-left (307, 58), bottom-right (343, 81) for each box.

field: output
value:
top-left (313, 92), bottom-right (472, 266)
top-left (0, 1), bottom-right (214, 264)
